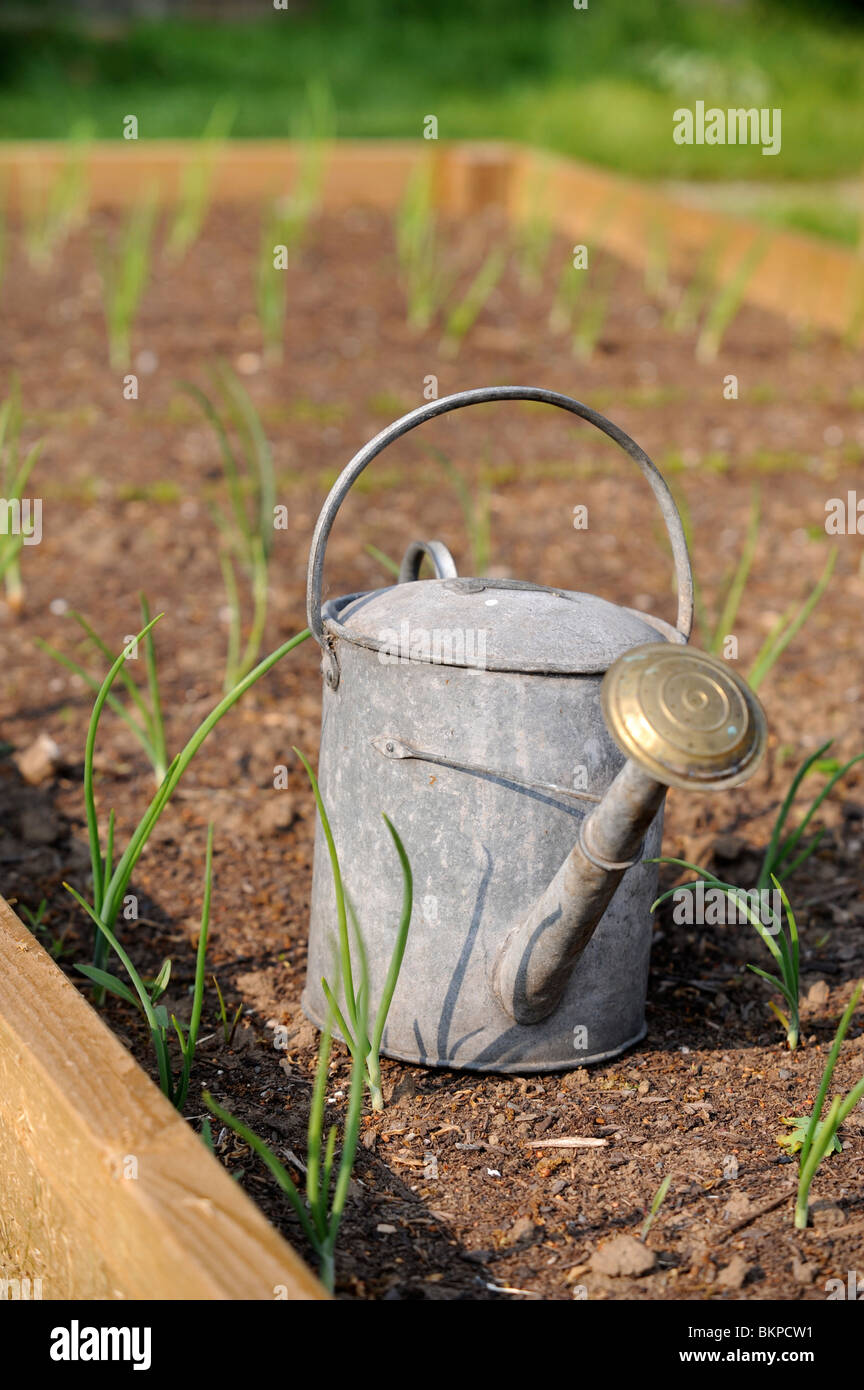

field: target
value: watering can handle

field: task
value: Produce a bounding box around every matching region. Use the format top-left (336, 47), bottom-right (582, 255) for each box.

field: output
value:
top-left (306, 386), bottom-right (694, 668)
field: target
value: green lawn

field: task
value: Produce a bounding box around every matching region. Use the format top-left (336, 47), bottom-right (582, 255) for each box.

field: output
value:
top-left (1, 0), bottom-right (862, 239)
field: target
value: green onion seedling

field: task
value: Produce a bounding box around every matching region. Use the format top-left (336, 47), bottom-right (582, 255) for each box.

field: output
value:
top-left (62, 618), bottom-right (310, 992)
top-left (165, 99), bottom-right (236, 262)
top-left (754, 739), bottom-right (864, 893)
top-left (18, 898), bottom-right (72, 961)
top-left (427, 446), bottom-right (492, 576)
top-left (0, 378), bottom-right (43, 614)
top-left (652, 866), bottom-right (800, 1050)
top-left (37, 593), bottom-right (169, 783)
top-left (440, 245), bottom-right (507, 358)
top-left (666, 231), bottom-right (727, 335)
top-left (513, 171), bottom-right (553, 294)
top-left (182, 364), bottom-right (276, 691)
top-left (212, 974), bottom-right (244, 1047)
top-left (23, 125), bottom-right (90, 271)
top-left (73, 822), bottom-right (215, 1110)
top-left (794, 982), bottom-right (864, 1230)
top-left (747, 548), bottom-right (836, 691)
top-left (571, 258), bottom-right (616, 361)
top-left (205, 970), bottom-right (365, 1292)
top-left (97, 189), bottom-right (158, 370)
top-left (696, 234), bottom-right (768, 362)
top-left (641, 1174), bottom-right (672, 1240)
top-left (364, 544), bottom-right (401, 578)
top-left (668, 483), bottom-right (835, 692)
top-left (295, 747), bottom-right (413, 1112)
top-left (395, 161), bottom-right (447, 331)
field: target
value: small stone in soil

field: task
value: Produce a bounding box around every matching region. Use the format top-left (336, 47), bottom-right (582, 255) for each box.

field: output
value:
top-left (792, 1259), bottom-right (817, 1285)
top-left (590, 1235), bottom-right (656, 1278)
top-left (716, 1255), bottom-right (750, 1290)
top-left (15, 733), bottom-right (61, 785)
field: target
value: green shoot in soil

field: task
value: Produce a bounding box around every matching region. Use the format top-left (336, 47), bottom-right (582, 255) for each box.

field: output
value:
top-left (428, 446), bottom-right (492, 576)
top-left (364, 543), bottom-right (401, 578)
top-left (653, 866), bottom-right (800, 1049)
top-left (641, 1174), bottom-right (672, 1239)
top-left (212, 974), bottom-right (243, 1046)
top-left (395, 161), bottom-right (444, 331)
top-left (295, 747), bottom-right (413, 1113)
top-left (513, 173), bottom-right (553, 293)
top-left (256, 79), bottom-right (333, 362)
top-left (97, 190), bottom-right (157, 370)
top-left (0, 378), bottom-right (43, 613)
top-left (747, 548), bottom-right (836, 691)
top-left (671, 484), bottom-right (835, 688)
top-left (667, 231), bottom-right (727, 334)
top-left (572, 258), bottom-right (616, 360)
top-left (794, 982), bottom-right (864, 1230)
top-left (696, 234), bottom-right (768, 361)
top-left (755, 740), bottom-right (864, 893)
top-left (440, 245), bottom-right (507, 357)
top-left (72, 822), bottom-right (215, 1109)
top-left (23, 125), bottom-right (90, 271)
top-left (63, 619), bottom-right (310, 989)
top-left (205, 996), bottom-right (365, 1295)
top-left (18, 897), bottom-right (72, 961)
top-left (183, 364), bottom-right (276, 691)
top-left (37, 593), bottom-right (169, 783)
top-left (166, 99), bottom-right (236, 261)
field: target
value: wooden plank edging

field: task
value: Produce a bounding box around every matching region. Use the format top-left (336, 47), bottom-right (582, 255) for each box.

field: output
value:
top-left (0, 137), bottom-right (857, 336)
top-left (0, 894), bottom-right (325, 1301)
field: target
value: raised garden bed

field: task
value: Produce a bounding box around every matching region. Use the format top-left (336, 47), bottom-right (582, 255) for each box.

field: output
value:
top-left (2, 148), bottom-right (863, 1301)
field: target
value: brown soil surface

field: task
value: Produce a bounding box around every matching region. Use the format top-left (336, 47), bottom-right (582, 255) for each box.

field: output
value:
top-left (2, 203), bottom-right (863, 1301)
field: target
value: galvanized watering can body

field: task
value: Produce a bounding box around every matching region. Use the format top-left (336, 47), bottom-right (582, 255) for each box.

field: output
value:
top-left (302, 387), bottom-right (766, 1073)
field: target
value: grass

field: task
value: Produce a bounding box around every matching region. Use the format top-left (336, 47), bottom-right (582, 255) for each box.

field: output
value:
top-left (182, 364), bottom-right (276, 691)
top-left (0, 379), bottom-right (43, 614)
top-left (793, 981), bottom-right (864, 1230)
top-left (165, 99), bottom-right (236, 262)
top-left (36, 594), bottom-right (169, 783)
top-left (4, 4), bottom-right (864, 200)
top-left (295, 748), bottom-right (413, 1113)
top-left (96, 191), bottom-right (157, 370)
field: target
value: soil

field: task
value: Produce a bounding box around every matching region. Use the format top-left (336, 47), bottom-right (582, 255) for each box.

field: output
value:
top-left (1, 201), bottom-right (863, 1301)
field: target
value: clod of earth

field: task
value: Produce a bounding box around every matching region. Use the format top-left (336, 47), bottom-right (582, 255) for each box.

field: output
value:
top-left (589, 1234), bottom-right (656, 1278)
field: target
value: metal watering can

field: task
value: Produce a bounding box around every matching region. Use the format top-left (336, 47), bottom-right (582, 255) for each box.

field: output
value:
top-left (302, 387), bottom-right (767, 1073)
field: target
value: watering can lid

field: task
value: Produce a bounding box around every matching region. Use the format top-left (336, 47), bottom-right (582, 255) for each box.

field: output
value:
top-left (323, 577), bottom-right (681, 675)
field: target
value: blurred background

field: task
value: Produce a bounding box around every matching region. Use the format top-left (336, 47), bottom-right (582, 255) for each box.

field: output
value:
top-left (1, 0), bottom-right (862, 244)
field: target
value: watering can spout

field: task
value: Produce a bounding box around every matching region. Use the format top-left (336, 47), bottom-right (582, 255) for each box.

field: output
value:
top-left (493, 644), bottom-right (767, 1027)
